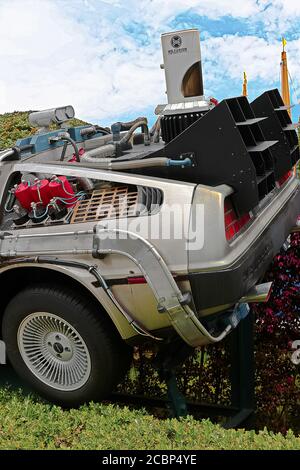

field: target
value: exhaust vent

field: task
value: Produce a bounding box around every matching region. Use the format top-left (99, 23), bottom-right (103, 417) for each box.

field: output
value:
top-left (147, 93), bottom-right (279, 215)
top-left (251, 89), bottom-right (299, 176)
top-left (135, 89), bottom-right (295, 217)
top-left (137, 186), bottom-right (163, 215)
top-left (224, 96), bottom-right (277, 202)
top-left (161, 110), bottom-right (207, 143)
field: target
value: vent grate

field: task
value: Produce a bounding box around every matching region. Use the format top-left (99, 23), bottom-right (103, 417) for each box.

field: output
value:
top-left (251, 89), bottom-right (299, 176)
top-left (70, 186), bottom-right (139, 224)
top-left (70, 185), bottom-right (163, 224)
top-left (161, 112), bottom-right (207, 143)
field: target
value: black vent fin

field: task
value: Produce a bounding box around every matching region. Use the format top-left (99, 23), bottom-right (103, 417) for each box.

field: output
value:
top-left (251, 89), bottom-right (299, 174)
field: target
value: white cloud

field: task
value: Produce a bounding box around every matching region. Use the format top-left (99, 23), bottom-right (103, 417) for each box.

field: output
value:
top-left (255, 1), bottom-right (300, 37)
top-left (203, 36), bottom-right (279, 82)
top-left (0, 0), bottom-right (165, 121)
top-left (202, 35), bottom-right (300, 106)
top-left (110, 0), bottom-right (260, 33)
top-left (140, 0), bottom-right (260, 24)
top-left (0, 0), bottom-right (299, 124)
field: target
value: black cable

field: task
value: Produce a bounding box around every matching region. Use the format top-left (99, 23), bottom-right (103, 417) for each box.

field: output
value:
top-left (18, 144), bottom-right (34, 153)
top-left (60, 136), bottom-right (80, 162)
top-left (60, 141), bottom-right (68, 161)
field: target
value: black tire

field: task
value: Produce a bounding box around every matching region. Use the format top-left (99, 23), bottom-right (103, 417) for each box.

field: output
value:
top-left (2, 283), bottom-right (132, 407)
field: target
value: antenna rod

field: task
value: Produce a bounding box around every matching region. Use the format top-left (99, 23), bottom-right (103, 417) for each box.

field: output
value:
top-left (281, 37), bottom-right (291, 118)
top-left (242, 71), bottom-right (248, 97)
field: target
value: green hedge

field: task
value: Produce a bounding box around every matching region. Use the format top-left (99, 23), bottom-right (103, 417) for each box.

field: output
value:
top-left (1, 388), bottom-right (300, 450)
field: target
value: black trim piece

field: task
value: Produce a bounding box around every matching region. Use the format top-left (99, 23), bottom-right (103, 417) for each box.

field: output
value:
top-left (106, 274), bottom-right (189, 288)
top-left (106, 278), bottom-right (128, 287)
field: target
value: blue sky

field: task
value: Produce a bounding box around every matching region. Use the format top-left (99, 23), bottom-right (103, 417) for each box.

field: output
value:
top-left (0, 0), bottom-right (300, 124)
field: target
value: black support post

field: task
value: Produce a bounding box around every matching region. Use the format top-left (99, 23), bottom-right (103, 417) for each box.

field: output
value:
top-left (224, 310), bottom-right (255, 429)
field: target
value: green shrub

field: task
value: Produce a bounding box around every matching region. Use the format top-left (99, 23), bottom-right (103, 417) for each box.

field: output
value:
top-left (0, 387), bottom-right (300, 450)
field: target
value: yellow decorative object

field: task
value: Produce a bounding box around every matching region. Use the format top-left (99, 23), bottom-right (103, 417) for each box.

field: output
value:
top-left (242, 71), bottom-right (248, 97)
top-left (281, 38), bottom-right (291, 118)
top-left (282, 37), bottom-right (287, 50)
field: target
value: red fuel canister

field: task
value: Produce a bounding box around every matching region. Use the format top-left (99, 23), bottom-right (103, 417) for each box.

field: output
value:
top-left (14, 181), bottom-right (32, 211)
top-left (30, 179), bottom-right (52, 206)
top-left (49, 176), bottom-right (75, 205)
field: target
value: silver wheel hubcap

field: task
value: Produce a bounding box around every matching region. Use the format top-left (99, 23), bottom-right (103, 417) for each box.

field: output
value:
top-left (18, 312), bottom-right (91, 391)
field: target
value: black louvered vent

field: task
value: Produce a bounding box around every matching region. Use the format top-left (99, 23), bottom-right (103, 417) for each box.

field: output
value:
top-left (224, 96), bottom-right (277, 202)
top-left (137, 186), bottom-right (163, 215)
top-left (131, 90), bottom-right (295, 217)
top-left (161, 111), bottom-right (207, 143)
top-left (251, 89), bottom-right (299, 176)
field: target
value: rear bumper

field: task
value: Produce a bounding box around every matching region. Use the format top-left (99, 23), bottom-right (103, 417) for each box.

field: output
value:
top-left (190, 183), bottom-right (300, 313)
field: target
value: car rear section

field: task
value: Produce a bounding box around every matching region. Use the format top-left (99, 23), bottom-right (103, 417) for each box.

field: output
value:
top-left (189, 173), bottom-right (300, 317)
top-left (129, 88), bottom-right (299, 320)
top-left (183, 89), bottom-right (300, 316)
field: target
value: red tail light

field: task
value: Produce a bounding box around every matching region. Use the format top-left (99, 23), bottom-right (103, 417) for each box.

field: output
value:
top-left (210, 97), bottom-right (219, 106)
top-left (277, 170), bottom-right (292, 187)
top-left (224, 198), bottom-right (251, 241)
top-left (127, 276), bottom-right (146, 285)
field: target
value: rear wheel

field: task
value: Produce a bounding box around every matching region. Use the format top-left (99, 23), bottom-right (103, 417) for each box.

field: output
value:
top-left (2, 284), bottom-right (132, 407)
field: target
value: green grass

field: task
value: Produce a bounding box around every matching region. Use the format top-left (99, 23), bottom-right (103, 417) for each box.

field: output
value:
top-left (0, 387), bottom-right (300, 450)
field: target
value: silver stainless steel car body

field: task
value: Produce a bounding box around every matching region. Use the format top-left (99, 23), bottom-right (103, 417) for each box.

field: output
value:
top-left (0, 145), bottom-right (299, 347)
top-left (0, 157), bottom-right (197, 343)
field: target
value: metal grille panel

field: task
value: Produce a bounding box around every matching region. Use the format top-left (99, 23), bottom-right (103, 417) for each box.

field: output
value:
top-left (70, 186), bottom-right (139, 224)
